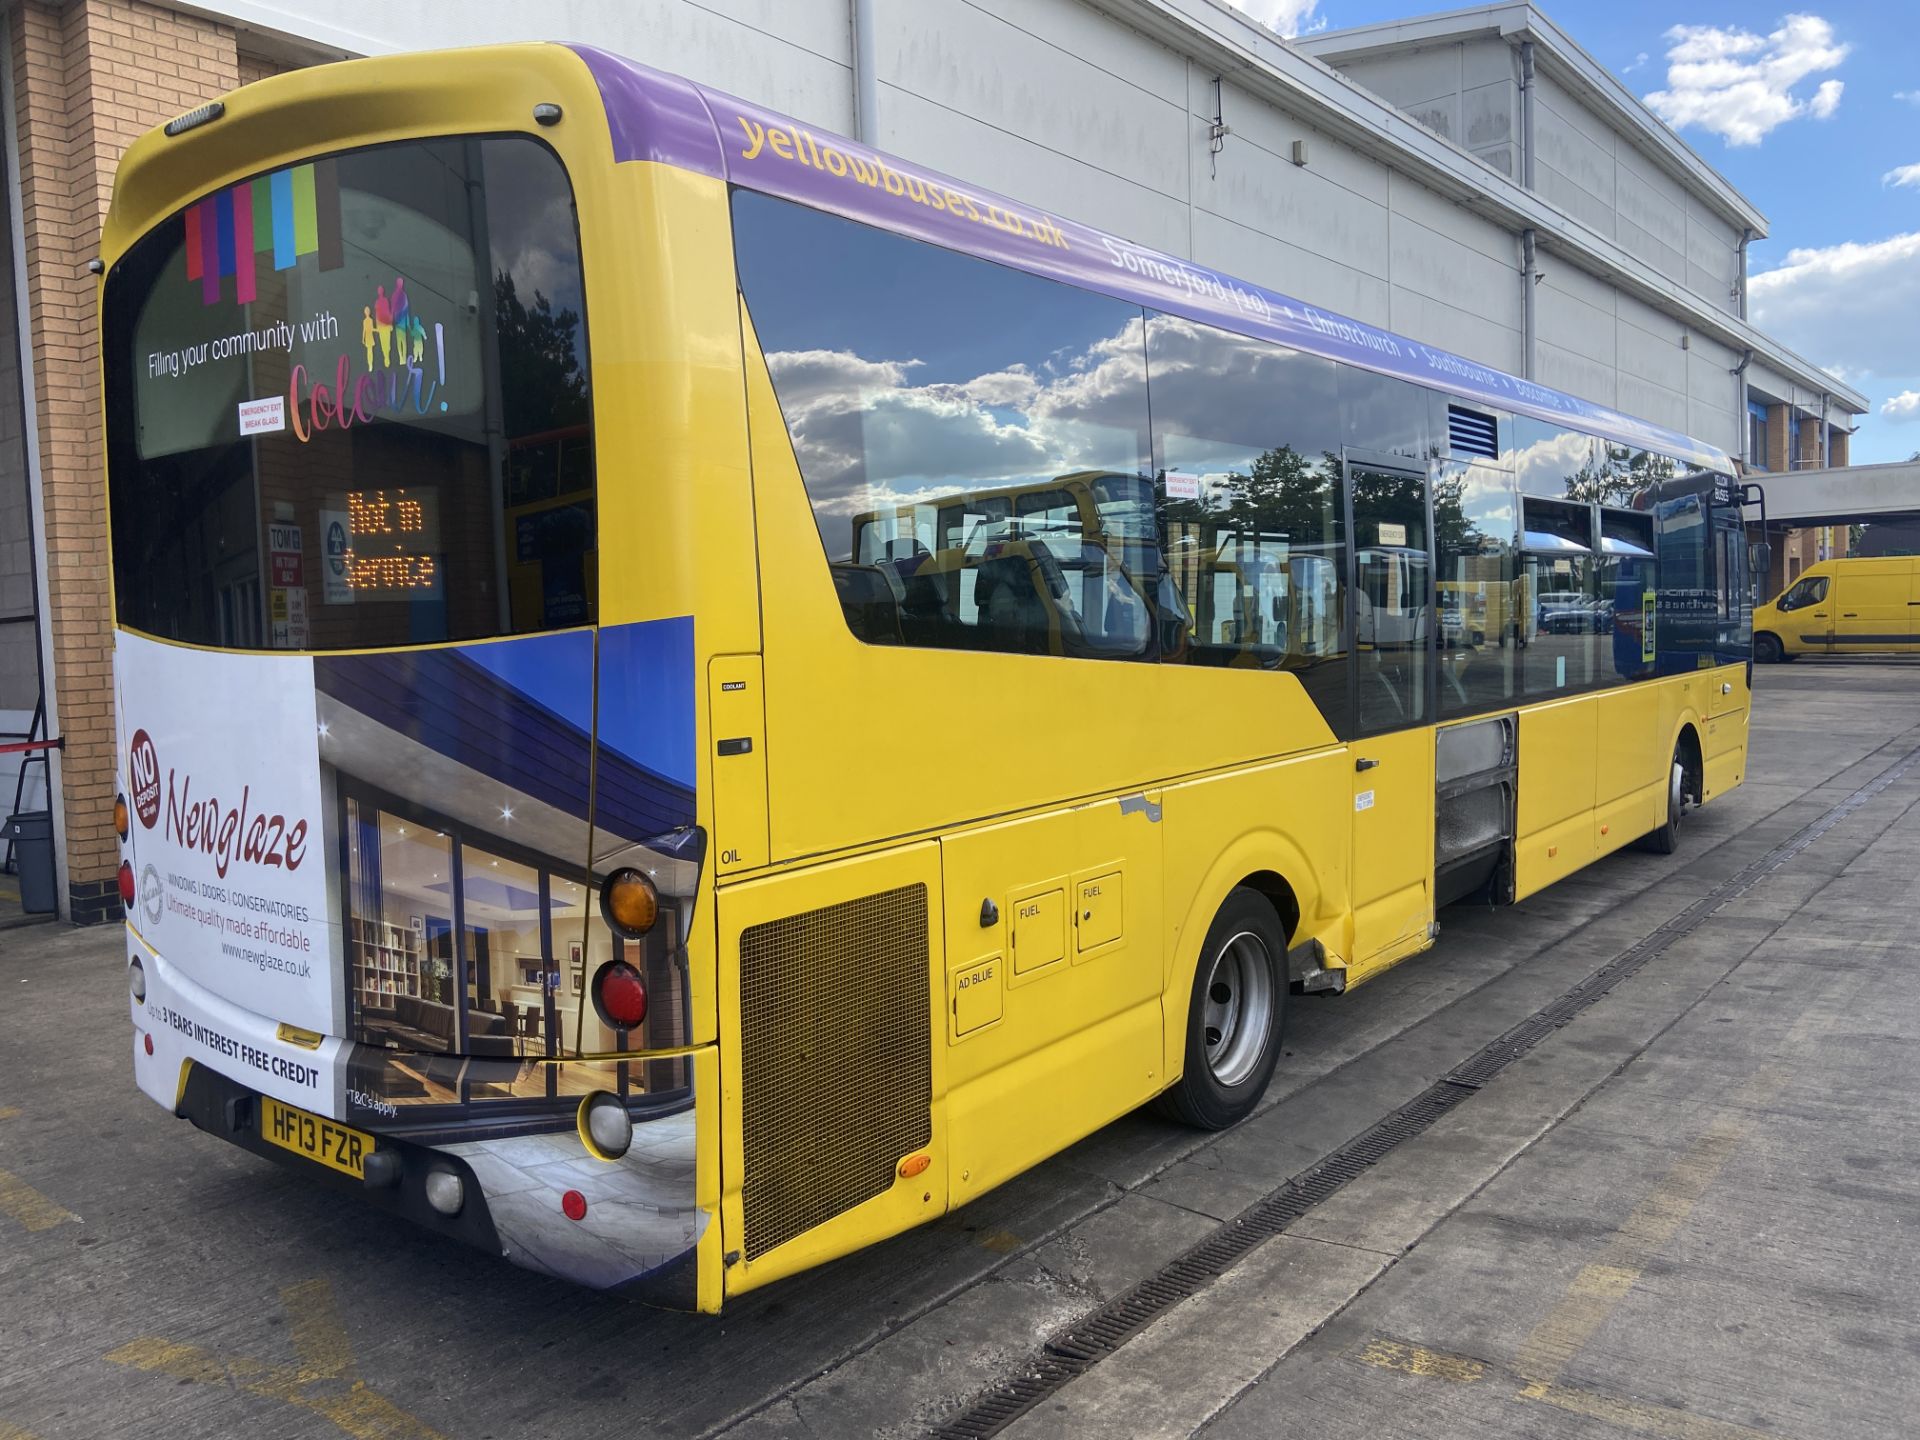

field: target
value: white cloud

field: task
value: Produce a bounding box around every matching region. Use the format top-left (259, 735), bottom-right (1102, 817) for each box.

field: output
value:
top-left (1884, 163), bottom-right (1920, 189)
top-left (1897, 90), bottom-right (1920, 104)
top-left (1644, 14), bottom-right (1850, 145)
top-left (1750, 231), bottom-right (1920, 377)
top-left (1229, 0), bottom-right (1328, 39)
top-left (1751, 232), bottom-right (1920, 461)
top-left (1623, 52), bottom-right (1651, 74)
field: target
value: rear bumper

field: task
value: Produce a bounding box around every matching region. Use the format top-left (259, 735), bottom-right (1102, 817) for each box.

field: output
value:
top-left (130, 929), bottom-right (711, 1307)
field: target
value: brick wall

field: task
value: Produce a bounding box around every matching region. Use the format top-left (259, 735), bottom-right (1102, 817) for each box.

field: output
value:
top-left (9, 0), bottom-right (295, 920)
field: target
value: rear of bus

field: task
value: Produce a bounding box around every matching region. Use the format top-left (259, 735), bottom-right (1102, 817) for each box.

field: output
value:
top-left (103, 48), bottom-right (740, 1309)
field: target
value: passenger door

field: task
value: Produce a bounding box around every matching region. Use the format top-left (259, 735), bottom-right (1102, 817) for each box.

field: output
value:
top-left (1910, 563), bottom-right (1920, 650)
top-left (1345, 457), bottom-right (1436, 977)
top-left (1830, 564), bottom-right (1909, 654)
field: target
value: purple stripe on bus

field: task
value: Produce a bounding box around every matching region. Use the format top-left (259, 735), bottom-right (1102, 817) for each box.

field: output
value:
top-left (568, 45), bottom-right (1731, 473)
top-left (568, 46), bottom-right (725, 180)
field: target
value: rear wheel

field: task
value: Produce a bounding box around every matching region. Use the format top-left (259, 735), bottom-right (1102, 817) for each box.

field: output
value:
top-left (1155, 888), bottom-right (1286, 1130)
top-left (1754, 633), bottom-right (1785, 664)
top-left (1640, 747), bottom-right (1687, 854)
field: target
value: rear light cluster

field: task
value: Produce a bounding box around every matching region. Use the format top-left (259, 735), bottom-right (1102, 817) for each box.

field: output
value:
top-left (591, 867), bottom-right (659, 1033)
top-left (116, 792), bottom-right (133, 909)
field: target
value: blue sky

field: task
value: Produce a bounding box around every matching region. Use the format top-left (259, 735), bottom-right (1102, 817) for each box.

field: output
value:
top-left (1239, 1), bottom-right (1920, 462)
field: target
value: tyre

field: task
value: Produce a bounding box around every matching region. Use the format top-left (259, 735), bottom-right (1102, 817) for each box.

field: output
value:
top-left (1754, 633), bottom-right (1785, 665)
top-left (1154, 888), bottom-right (1287, 1130)
top-left (1639, 746), bottom-right (1687, 854)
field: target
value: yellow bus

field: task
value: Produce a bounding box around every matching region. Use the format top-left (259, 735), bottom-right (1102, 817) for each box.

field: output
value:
top-left (103, 44), bottom-right (1752, 1312)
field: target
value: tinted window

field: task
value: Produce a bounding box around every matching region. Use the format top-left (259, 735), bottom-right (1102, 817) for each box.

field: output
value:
top-left (1351, 466), bottom-right (1430, 731)
top-left (1144, 314), bottom-right (1347, 730)
top-left (1522, 497), bottom-right (1598, 695)
top-left (1341, 368), bottom-right (1432, 461)
top-left (1598, 509), bottom-right (1655, 683)
top-left (1436, 460), bottom-right (1518, 716)
top-left (733, 191), bottom-right (1154, 661)
top-left (105, 136), bottom-right (593, 649)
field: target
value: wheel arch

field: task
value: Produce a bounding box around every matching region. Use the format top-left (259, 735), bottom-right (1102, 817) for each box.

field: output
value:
top-left (1162, 830), bottom-right (1321, 1088)
top-left (1674, 718), bottom-right (1705, 805)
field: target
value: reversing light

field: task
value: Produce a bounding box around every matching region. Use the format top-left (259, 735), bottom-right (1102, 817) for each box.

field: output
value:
top-left (423, 1167), bottom-right (465, 1216)
top-left (579, 1092), bottom-right (633, 1160)
top-left (128, 958), bottom-right (146, 1003)
top-left (114, 794), bottom-right (130, 840)
top-left (599, 868), bottom-right (659, 937)
top-left (591, 960), bottom-right (648, 1031)
top-left (118, 861), bottom-right (135, 908)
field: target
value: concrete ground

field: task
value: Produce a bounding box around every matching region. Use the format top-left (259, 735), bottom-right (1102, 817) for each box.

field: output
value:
top-left (1, 658), bottom-right (1916, 1440)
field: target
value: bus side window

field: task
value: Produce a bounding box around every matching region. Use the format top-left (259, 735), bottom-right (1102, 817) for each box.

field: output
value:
top-left (1142, 311), bottom-right (1351, 734)
top-left (731, 190), bottom-right (1156, 664)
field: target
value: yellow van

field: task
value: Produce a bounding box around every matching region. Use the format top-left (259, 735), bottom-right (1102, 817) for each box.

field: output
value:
top-left (1753, 556), bottom-right (1920, 662)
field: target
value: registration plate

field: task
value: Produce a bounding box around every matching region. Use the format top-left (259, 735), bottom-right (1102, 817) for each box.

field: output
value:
top-left (260, 1096), bottom-right (371, 1180)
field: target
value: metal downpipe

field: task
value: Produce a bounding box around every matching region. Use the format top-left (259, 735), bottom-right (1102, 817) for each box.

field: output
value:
top-left (1521, 228), bottom-right (1538, 380)
top-left (851, 0), bottom-right (880, 145)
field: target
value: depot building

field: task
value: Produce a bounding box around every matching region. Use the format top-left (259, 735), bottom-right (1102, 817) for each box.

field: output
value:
top-left (0, 0), bottom-right (1861, 921)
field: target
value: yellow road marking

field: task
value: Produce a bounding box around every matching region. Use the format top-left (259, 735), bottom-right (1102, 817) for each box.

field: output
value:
top-left (1350, 991), bottom-right (1860, 1440)
top-left (0, 1422), bottom-right (45, 1440)
top-left (0, 1167), bottom-right (77, 1232)
top-left (107, 1276), bottom-right (445, 1440)
top-left (1353, 1337), bottom-right (1789, 1440)
top-left (1526, 1378), bottom-right (1789, 1440)
top-left (1353, 1337), bottom-right (1486, 1384)
top-left (0, 1106), bottom-right (78, 1232)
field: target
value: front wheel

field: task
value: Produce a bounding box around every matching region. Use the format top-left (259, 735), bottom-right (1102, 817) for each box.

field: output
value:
top-left (1154, 889), bottom-right (1286, 1130)
top-left (1639, 748), bottom-right (1687, 854)
top-left (1754, 633), bottom-right (1786, 665)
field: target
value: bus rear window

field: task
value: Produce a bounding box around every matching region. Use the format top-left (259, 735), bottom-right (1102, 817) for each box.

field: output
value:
top-left (104, 135), bottom-right (594, 650)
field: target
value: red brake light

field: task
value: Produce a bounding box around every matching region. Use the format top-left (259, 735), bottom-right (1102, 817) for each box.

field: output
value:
top-left (118, 861), bottom-right (136, 907)
top-left (593, 960), bottom-right (648, 1029)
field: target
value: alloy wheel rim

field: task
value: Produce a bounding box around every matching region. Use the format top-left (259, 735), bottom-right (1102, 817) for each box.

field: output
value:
top-left (1202, 931), bottom-right (1274, 1087)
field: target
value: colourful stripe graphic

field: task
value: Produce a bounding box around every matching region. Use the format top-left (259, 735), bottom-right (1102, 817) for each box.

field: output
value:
top-left (183, 203), bottom-right (203, 281)
top-left (230, 182), bottom-right (255, 304)
top-left (291, 164), bottom-right (318, 255)
top-left (269, 168), bottom-right (295, 273)
top-left (193, 161), bottom-right (340, 305)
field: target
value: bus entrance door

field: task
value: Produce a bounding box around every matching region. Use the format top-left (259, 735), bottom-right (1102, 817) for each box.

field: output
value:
top-left (1344, 456), bottom-right (1437, 982)
top-left (1346, 727), bottom-right (1436, 982)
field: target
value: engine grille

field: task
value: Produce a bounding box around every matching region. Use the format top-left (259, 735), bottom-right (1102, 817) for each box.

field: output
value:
top-left (738, 882), bottom-right (932, 1261)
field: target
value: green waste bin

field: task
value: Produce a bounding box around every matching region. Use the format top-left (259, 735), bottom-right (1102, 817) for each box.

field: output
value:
top-left (3, 810), bottom-right (55, 914)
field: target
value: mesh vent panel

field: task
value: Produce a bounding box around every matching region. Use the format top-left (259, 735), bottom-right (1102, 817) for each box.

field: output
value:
top-left (739, 882), bottom-right (932, 1260)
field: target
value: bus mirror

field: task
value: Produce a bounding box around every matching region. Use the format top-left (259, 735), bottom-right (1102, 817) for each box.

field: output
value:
top-left (1753, 543), bottom-right (1772, 602)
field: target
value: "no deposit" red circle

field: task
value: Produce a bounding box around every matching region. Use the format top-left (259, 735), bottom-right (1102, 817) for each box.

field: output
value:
top-left (128, 729), bottom-right (160, 829)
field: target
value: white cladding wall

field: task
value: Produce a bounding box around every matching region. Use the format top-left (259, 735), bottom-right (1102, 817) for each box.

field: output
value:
top-left (1311, 39), bottom-right (1520, 179)
top-left (1531, 72), bottom-right (1741, 316)
top-left (220, 0), bottom-right (1734, 448)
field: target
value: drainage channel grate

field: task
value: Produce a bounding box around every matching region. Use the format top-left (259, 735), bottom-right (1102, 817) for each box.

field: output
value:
top-left (929, 742), bottom-right (1920, 1440)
